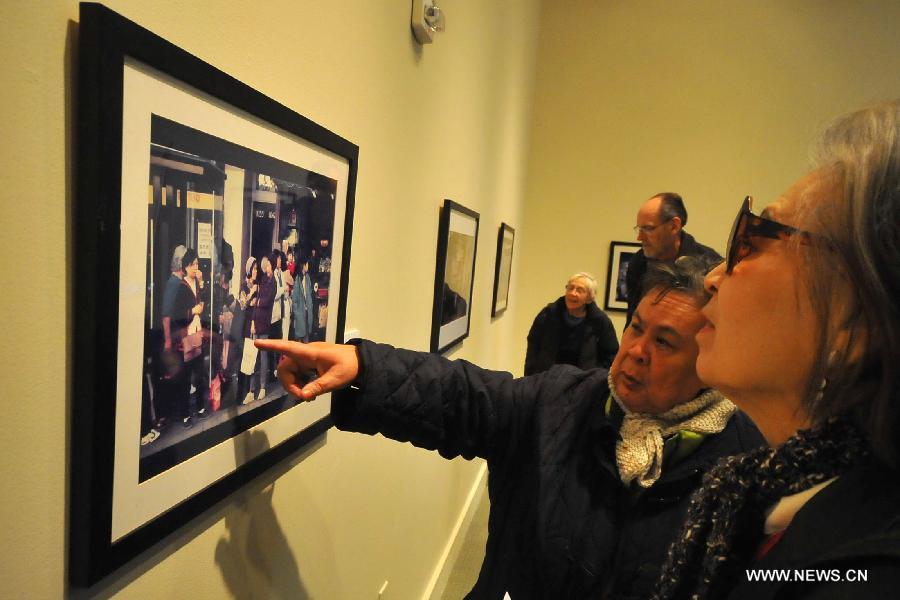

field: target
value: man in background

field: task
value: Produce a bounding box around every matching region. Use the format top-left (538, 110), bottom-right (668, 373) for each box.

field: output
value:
top-left (625, 192), bottom-right (721, 327)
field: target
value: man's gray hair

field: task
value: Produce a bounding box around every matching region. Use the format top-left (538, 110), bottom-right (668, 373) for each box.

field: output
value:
top-left (641, 255), bottom-right (721, 307)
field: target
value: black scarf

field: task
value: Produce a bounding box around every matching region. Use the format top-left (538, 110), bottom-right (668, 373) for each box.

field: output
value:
top-left (653, 416), bottom-right (869, 600)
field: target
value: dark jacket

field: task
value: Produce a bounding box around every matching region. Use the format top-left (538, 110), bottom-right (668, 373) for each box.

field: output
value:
top-left (724, 461), bottom-right (900, 600)
top-left (332, 340), bottom-right (765, 599)
top-left (292, 271), bottom-right (314, 340)
top-left (625, 231), bottom-right (721, 327)
top-left (525, 298), bottom-right (618, 376)
top-left (168, 278), bottom-right (200, 345)
top-left (252, 275), bottom-right (276, 335)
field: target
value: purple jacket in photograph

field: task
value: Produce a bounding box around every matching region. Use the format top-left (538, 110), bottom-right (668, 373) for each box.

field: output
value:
top-left (252, 275), bottom-right (275, 335)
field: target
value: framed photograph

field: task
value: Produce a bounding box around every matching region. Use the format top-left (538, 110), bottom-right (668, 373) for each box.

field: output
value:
top-left (72, 3), bottom-right (357, 586)
top-left (491, 223), bottom-right (515, 317)
top-left (431, 200), bottom-right (480, 353)
top-left (603, 241), bottom-right (643, 312)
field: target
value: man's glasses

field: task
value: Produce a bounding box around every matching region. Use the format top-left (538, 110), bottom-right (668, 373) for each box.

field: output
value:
top-left (726, 196), bottom-right (810, 273)
top-left (633, 221), bottom-right (669, 235)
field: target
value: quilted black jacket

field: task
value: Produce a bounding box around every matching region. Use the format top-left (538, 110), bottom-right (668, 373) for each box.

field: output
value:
top-left (331, 340), bottom-right (764, 599)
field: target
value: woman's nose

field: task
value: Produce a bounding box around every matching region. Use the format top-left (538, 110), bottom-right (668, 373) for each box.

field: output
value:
top-left (704, 261), bottom-right (725, 294)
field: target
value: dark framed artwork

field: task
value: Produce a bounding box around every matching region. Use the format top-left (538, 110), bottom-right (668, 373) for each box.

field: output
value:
top-left (430, 200), bottom-right (480, 353)
top-left (72, 3), bottom-right (357, 586)
top-left (491, 223), bottom-right (515, 317)
top-left (603, 241), bottom-right (643, 312)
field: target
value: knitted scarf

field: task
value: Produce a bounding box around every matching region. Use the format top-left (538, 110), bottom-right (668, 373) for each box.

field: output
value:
top-left (653, 416), bottom-right (869, 600)
top-left (608, 373), bottom-right (736, 488)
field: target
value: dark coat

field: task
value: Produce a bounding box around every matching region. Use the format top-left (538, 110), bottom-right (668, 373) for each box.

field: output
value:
top-left (292, 271), bottom-right (314, 340)
top-left (525, 298), bottom-right (619, 376)
top-left (332, 340), bottom-right (765, 599)
top-left (252, 275), bottom-right (276, 336)
top-left (724, 461), bottom-right (900, 600)
top-left (625, 231), bottom-right (721, 327)
top-left (166, 278), bottom-right (200, 345)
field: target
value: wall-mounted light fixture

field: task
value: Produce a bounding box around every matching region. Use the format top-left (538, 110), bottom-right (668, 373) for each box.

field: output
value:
top-left (411, 0), bottom-right (446, 45)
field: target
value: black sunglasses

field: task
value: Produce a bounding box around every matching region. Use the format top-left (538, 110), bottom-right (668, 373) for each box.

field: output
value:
top-left (726, 196), bottom-right (810, 273)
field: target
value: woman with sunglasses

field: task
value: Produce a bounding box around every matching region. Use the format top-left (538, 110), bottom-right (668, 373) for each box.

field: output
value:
top-left (655, 100), bottom-right (900, 599)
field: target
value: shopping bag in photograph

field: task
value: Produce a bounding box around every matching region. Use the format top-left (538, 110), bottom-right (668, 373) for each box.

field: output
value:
top-left (239, 338), bottom-right (258, 375)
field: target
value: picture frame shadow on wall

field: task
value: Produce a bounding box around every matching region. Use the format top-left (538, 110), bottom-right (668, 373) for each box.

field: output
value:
top-left (430, 200), bottom-right (480, 353)
top-left (603, 241), bottom-right (643, 312)
top-left (491, 223), bottom-right (515, 318)
top-left (72, 3), bottom-right (358, 586)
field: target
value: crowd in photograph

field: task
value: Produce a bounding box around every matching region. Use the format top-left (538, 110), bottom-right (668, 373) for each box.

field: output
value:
top-left (140, 238), bottom-right (331, 447)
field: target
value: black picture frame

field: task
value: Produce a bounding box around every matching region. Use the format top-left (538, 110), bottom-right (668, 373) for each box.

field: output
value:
top-left (603, 241), bottom-right (643, 312)
top-left (430, 200), bottom-right (480, 353)
top-left (491, 223), bottom-right (515, 317)
top-left (72, 3), bottom-right (357, 586)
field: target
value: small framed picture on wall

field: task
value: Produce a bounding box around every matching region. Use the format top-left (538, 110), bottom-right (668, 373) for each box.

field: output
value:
top-left (491, 223), bottom-right (515, 317)
top-left (431, 200), bottom-right (480, 353)
top-left (603, 241), bottom-right (642, 312)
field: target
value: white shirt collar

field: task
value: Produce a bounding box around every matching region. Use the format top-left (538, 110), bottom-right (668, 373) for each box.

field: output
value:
top-left (763, 477), bottom-right (838, 534)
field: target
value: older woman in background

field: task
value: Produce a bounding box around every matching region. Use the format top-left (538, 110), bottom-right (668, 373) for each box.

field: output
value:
top-left (525, 272), bottom-right (619, 375)
top-left (655, 100), bottom-right (900, 599)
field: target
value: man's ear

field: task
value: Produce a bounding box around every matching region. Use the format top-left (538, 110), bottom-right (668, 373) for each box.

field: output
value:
top-left (670, 216), bottom-right (683, 233)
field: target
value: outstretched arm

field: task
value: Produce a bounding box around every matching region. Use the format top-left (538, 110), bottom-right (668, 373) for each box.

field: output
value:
top-left (257, 338), bottom-right (599, 463)
top-left (255, 339), bottom-right (360, 400)
top-left (257, 338), bottom-right (559, 461)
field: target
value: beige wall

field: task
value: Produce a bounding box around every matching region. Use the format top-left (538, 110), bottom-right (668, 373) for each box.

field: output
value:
top-left (0, 1), bottom-right (539, 598)
top-left (512, 0), bottom-right (900, 361)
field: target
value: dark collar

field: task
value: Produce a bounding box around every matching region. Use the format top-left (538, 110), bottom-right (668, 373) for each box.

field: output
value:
top-left (753, 461), bottom-right (900, 570)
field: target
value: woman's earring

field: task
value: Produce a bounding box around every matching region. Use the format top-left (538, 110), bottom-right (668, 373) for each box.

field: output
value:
top-left (815, 377), bottom-right (828, 404)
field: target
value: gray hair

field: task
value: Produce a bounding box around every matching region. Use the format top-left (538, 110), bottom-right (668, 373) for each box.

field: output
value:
top-left (642, 255), bottom-right (721, 307)
top-left (567, 272), bottom-right (599, 302)
top-left (800, 99), bottom-right (900, 467)
top-left (170, 244), bottom-right (187, 273)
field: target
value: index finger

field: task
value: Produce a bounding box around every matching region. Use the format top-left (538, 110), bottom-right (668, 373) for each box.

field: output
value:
top-left (255, 338), bottom-right (314, 361)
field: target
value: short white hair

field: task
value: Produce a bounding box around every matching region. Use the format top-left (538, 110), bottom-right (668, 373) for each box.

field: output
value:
top-left (567, 272), bottom-right (598, 301)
